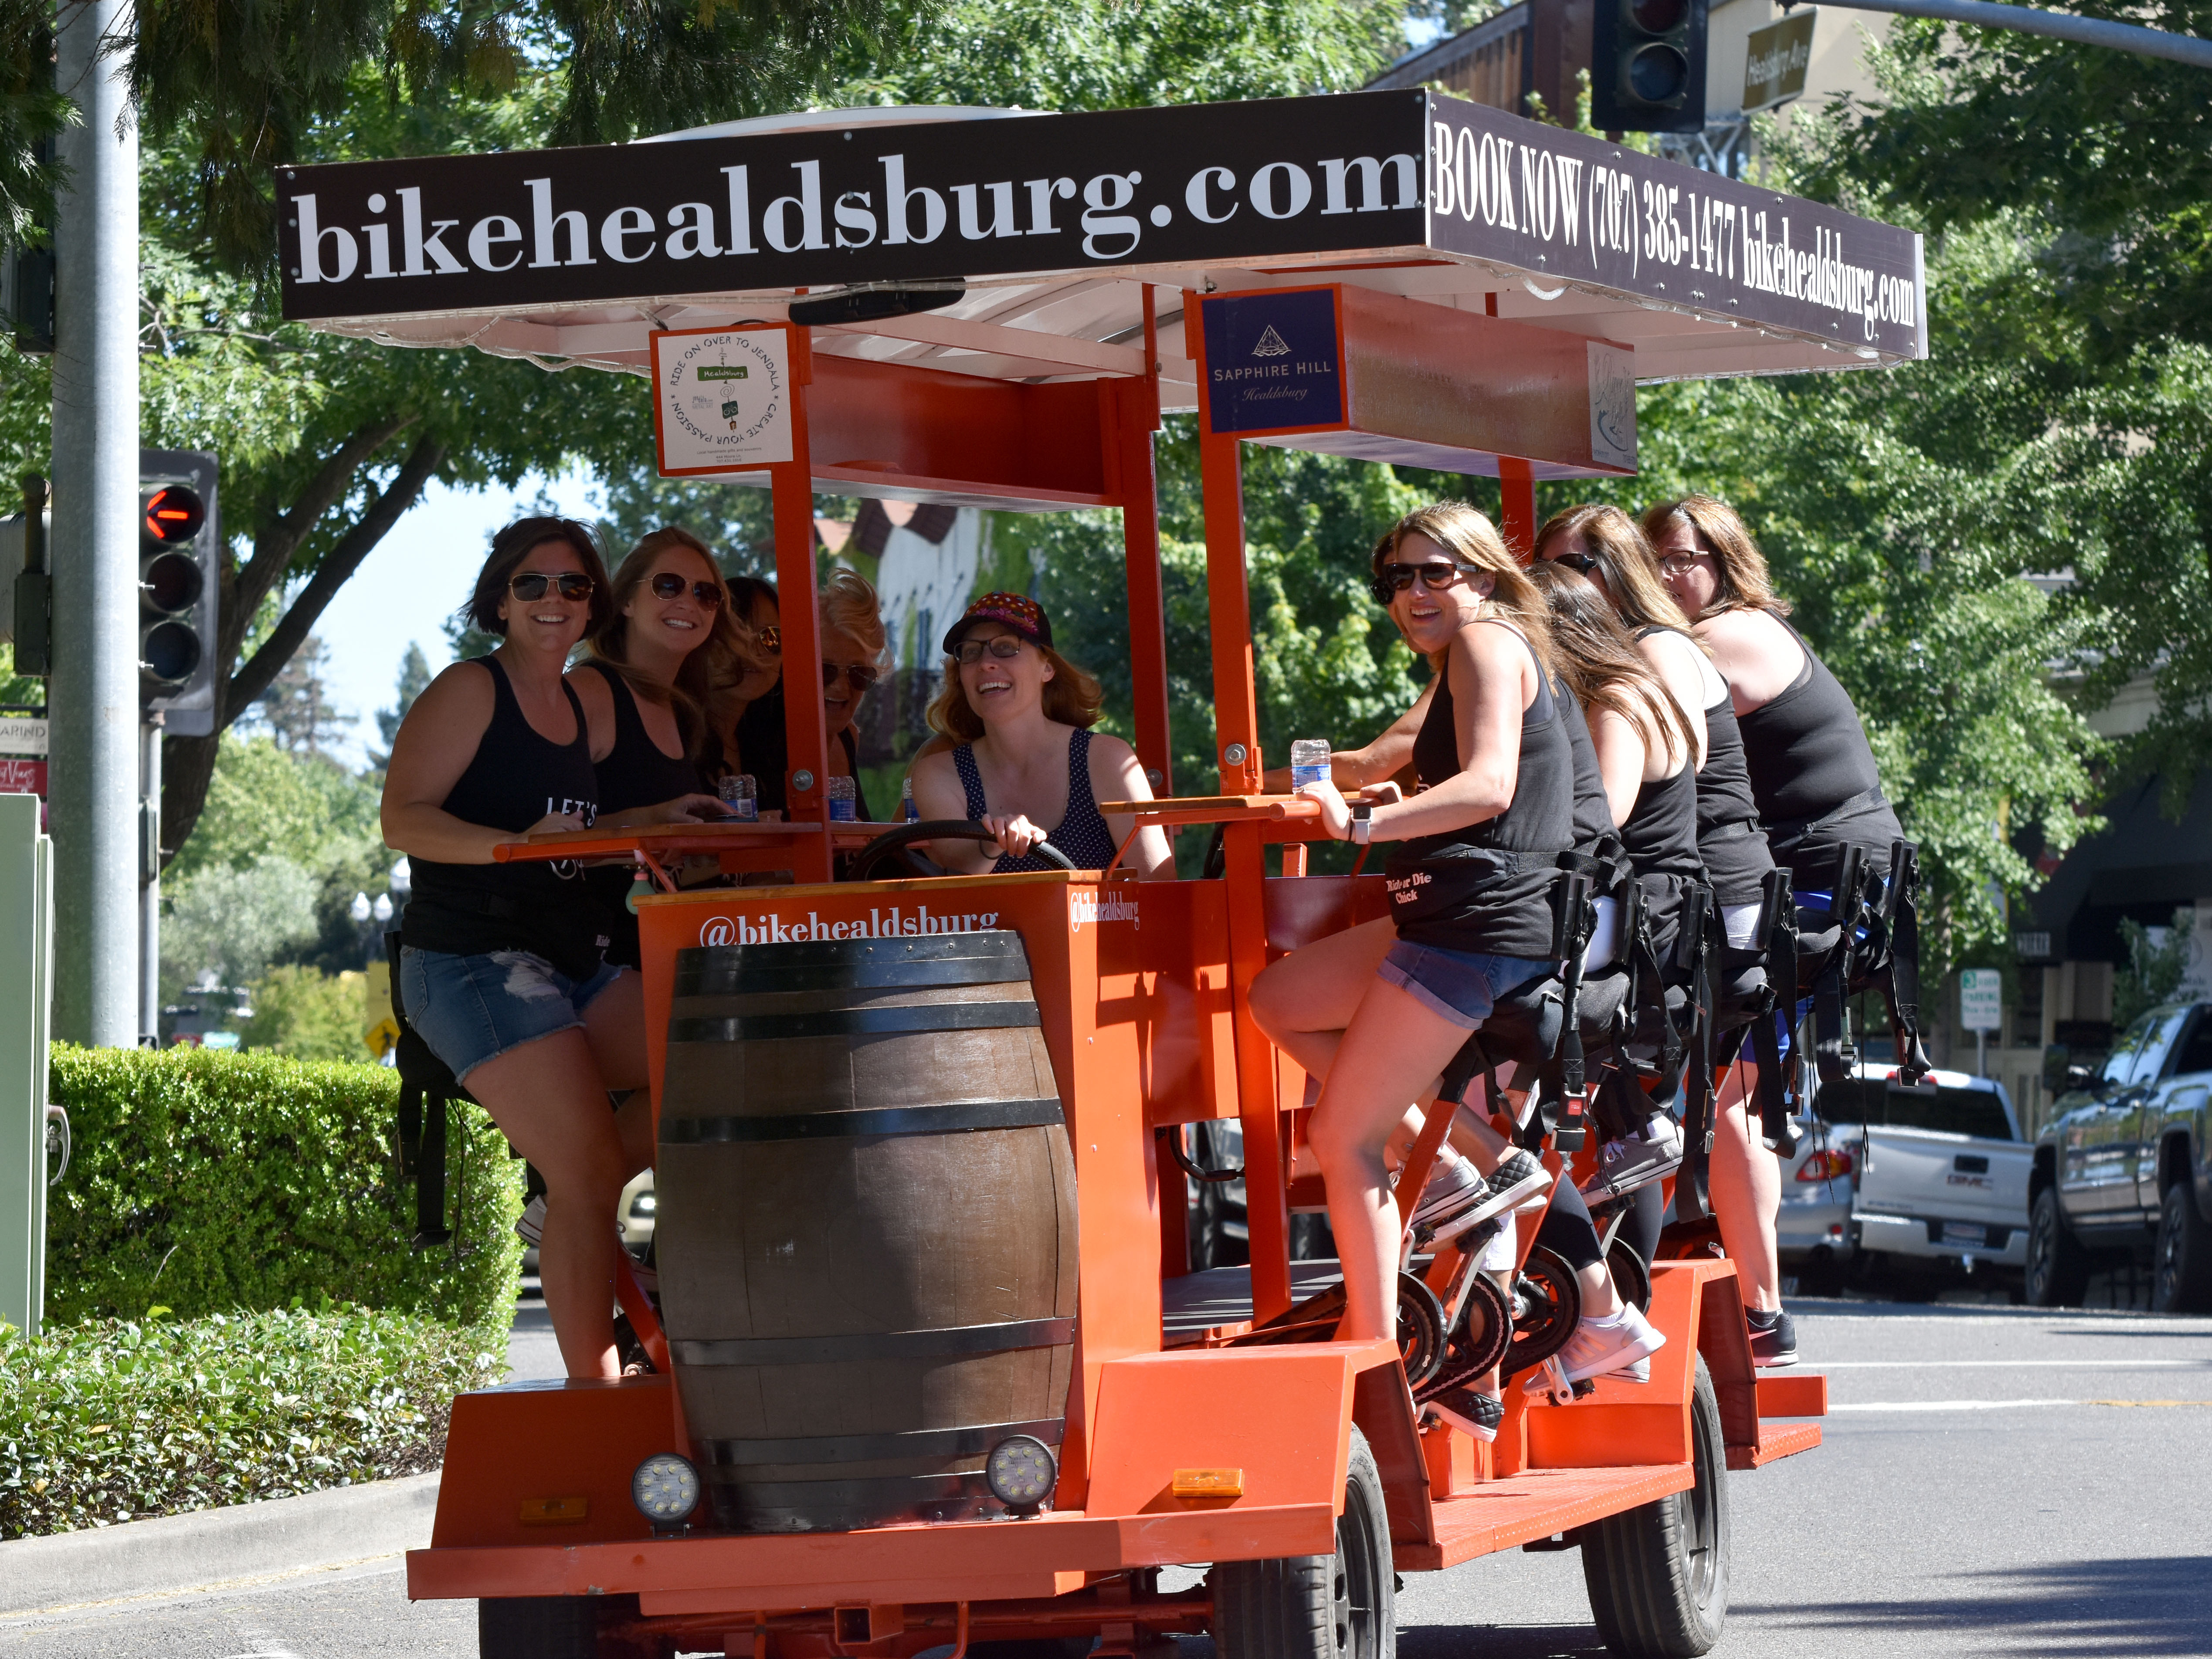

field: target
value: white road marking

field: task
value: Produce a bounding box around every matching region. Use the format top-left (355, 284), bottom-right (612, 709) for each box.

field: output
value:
top-left (1830, 1398), bottom-right (2212, 1412)
top-left (1820, 1358), bottom-right (2205, 1368)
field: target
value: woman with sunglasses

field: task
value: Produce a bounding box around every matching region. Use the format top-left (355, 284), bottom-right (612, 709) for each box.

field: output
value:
top-left (383, 518), bottom-right (713, 1380)
top-left (1248, 505), bottom-right (1575, 1378)
top-left (723, 576), bottom-right (788, 810)
top-left (573, 527), bottom-right (757, 965)
top-left (908, 593), bottom-right (1174, 877)
top-left (818, 569), bottom-right (888, 822)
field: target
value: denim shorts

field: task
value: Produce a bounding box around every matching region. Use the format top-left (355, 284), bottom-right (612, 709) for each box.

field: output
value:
top-left (399, 945), bottom-right (624, 1083)
top-left (1377, 941), bottom-right (1552, 1030)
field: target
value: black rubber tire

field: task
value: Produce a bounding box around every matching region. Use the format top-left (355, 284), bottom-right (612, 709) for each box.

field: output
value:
top-left (1213, 1426), bottom-right (1395, 1659)
top-left (479, 1595), bottom-right (614, 1659)
top-left (2026, 1186), bottom-right (2090, 1308)
top-left (1579, 1357), bottom-right (1730, 1658)
top-left (2154, 1182), bottom-right (2212, 1314)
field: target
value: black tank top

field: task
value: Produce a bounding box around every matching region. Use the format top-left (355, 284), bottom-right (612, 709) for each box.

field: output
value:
top-left (1622, 756), bottom-right (1702, 883)
top-left (953, 727), bottom-right (1120, 871)
top-left (1559, 694), bottom-right (1615, 856)
top-left (1386, 622), bottom-right (1575, 959)
top-left (1734, 610), bottom-right (1901, 887)
top-left (1633, 625), bottom-right (1774, 906)
top-left (400, 656), bottom-right (607, 978)
top-left (578, 660), bottom-right (703, 968)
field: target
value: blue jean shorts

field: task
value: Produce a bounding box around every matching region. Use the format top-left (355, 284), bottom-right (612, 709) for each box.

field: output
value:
top-left (399, 945), bottom-right (624, 1083)
top-left (1377, 941), bottom-right (1552, 1030)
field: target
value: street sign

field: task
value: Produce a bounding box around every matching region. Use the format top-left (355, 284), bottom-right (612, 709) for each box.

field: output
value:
top-left (1959, 968), bottom-right (2003, 1033)
top-left (1744, 9), bottom-right (1818, 113)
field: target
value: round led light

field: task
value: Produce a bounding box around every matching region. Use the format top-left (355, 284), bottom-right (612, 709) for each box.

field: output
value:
top-left (985, 1435), bottom-right (1058, 1514)
top-left (631, 1452), bottom-right (701, 1526)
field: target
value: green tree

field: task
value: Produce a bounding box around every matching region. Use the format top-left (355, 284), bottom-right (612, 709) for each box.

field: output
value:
top-left (238, 965), bottom-right (370, 1061)
top-left (368, 641), bottom-right (432, 772)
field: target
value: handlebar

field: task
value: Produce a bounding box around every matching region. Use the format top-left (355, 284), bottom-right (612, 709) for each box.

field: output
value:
top-left (847, 819), bottom-right (1078, 883)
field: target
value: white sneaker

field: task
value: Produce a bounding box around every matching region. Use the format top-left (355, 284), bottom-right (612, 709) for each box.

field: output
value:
top-left (515, 1194), bottom-right (546, 1247)
top-left (1558, 1303), bottom-right (1666, 1384)
top-left (1585, 1117), bottom-right (1684, 1199)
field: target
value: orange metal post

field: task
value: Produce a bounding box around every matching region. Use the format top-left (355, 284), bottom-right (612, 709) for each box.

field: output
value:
top-left (1498, 457), bottom-right (1536, 561)
top-left (770, 326), bottom-right (834, 884)
top-left (1120, 288), bottom-right (1173, 793)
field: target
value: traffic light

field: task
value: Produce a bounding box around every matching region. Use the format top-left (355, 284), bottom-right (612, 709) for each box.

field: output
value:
top-left (139, 450), bottom-right (220, 736)
top-left (1590, 0), bottom-right (1710, 135)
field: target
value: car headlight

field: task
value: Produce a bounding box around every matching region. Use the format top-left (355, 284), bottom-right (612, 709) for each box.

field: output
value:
top-left (631, 1452), bottom-right (700, 1528)
top-left (985, 1435), bottom-right (1057, 1515)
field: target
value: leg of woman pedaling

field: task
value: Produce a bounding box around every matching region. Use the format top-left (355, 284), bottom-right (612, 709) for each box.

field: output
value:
top-left (1710, 1058), bottom-right (1783, 1314)
top-left (467, 1028), bottom-right (631, 1378)
top-left (1305, 975), bottom-right (1479, 1342)
top-left (578, 969), bottom-right (656, 1180)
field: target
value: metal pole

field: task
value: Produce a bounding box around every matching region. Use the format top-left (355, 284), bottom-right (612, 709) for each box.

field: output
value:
top-left (47, 0), bottom-right (141, 1048)
top-left (1806, 0), bottom-right (2212, 69)
top-left (139, 715), bottom-right (160, 1043)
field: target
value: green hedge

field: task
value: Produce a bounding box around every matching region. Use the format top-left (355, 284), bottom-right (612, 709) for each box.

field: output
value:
top-left (0, 1307), bottom-right (504, 1538)
top-left (44, 1046), bottom-right (522, 1333)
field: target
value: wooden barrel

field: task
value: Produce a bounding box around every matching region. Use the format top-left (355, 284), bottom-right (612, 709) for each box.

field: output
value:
top-left (656, 931), bottom-right (1078, 1534)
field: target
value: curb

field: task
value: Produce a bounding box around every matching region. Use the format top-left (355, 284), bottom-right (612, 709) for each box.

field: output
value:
top-left (0, 1471), bottom-right (442, 1617)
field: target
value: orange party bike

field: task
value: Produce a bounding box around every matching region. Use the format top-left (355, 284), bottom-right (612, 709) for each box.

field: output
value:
top-left (285, 87), bottom-right (1931, 1659)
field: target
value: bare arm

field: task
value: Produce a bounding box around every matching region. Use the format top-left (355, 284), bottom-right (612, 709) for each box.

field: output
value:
top-left (1260, 679), bottom-right (1435, 793)
top-left (1589, 706), bottom-right (1647, 826)
top-left (909, 748), bottom-right (998, 874)
top-left (381, 663), bottom-right (583, 863)
top-left (1090, 734), bottom-right (1175, 880)
top-left (1636, 629), bottom-right (1711, 770)
top-left (1696, 609), bottom-right (1805, 717)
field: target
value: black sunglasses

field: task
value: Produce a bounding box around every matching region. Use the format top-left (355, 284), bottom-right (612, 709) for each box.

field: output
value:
top-left (509, 571), bottom-right (594, 602)
top-left (754, 624), bottom-right (782, 654)
top-left (955, 636), bottom-right (1027, 664)
top-left (822, 660), bottom-right (881, 692)
top-left (1548, 552), bottom-right (1601, 576)
top-left (1368, 559), bottom-right (1483, 606)
top-left (648, 572), bottom-right (724, 608)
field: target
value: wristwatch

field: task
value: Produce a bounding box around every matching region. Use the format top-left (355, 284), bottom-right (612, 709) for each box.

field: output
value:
top-left (1350, 801), bottom-right (1373, 846)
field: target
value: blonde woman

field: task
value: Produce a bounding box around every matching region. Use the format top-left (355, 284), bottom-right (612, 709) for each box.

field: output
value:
top-left (908, 593), bottom-right (1172, 876)
top-left (817, 569), bottom-right (889, 820)
top-left (1248, 504), bottom-right (1574, 1364)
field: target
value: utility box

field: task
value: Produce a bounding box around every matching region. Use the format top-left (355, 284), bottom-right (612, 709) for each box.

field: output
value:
top-left (0, 790), bottom-right (54, 1334)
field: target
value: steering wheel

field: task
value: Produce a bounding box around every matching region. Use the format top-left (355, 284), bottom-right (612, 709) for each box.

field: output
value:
top-left (848, 819), bottom-right (1078, 884)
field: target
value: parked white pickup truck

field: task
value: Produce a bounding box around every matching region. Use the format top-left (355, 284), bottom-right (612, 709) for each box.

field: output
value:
top-left (1812, 1066), bottom-right (2035, 1295)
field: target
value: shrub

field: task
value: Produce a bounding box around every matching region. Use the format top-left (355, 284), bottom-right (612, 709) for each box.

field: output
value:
top-left (0, 1306), bottom-right (505, 1538)
top-left (44, 1046), bottom-right (522, 1333)
top-left (240, 966), bottom-right (371, 1062)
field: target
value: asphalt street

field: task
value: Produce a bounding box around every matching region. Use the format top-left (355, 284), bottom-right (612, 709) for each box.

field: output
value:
top-left (8, 1299), bottom-right (2209, 1659)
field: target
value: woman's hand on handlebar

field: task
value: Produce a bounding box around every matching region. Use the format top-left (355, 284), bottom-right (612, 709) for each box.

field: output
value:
top-left (980, 812), bottom-right (1050, 860)
top-left (1297, 779), bottom-right (1352, 841)
top-left (1359, 781), bottom-right (1405, 807)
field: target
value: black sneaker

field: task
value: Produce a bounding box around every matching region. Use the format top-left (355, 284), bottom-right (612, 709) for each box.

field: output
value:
top-left (1422, 1383), bottom-right (1504, 1443)
top-left (1747, 1308), bottom-right (1798, 1368)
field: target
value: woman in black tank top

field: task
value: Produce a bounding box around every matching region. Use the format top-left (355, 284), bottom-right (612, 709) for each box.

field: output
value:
top-left (382, 518), bottom-right (718, 1381)
top-left (1248, 504), bottom-right (1574, 1350)
top-left (573, 527), bottom-right (759, 966)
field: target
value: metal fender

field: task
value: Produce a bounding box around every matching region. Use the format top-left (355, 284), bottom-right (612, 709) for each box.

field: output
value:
top-left (1082, 1337), bottom-right (1431, 1558)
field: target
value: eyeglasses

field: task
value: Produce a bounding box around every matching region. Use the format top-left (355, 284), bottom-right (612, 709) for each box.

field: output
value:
top-left (508, 571), bottom-right (594, 602)
top-left (1369, 559), bottom-right (1483, 606)
top-left (1548, 552), bottom-right (1601, 576)
top-left (1659, 552), bottom-right (1709, 578)
top-left (955, 636), bottom-right (1027, 664)
top-left (754, 624), bottom-right (781, 654)
top-left (822, 660), bottom-right (881, 692)
top-left (649, 572), bottom-right (723, 608)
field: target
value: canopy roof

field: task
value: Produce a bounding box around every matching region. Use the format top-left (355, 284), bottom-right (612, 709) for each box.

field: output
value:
top-left (279, 91), bottom-right (1925, 408)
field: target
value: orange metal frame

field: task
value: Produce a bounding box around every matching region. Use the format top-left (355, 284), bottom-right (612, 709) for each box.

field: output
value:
top-left (412, 285), bottom-right (1824, 1643)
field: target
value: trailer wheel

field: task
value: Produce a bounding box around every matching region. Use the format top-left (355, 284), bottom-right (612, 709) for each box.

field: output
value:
top-left (1579, 1358), bottom-right (1729, 1658)
top-left (1212, 1425), bottom-right (1394, 1659)
top-left (2154, 1182), bottom-right (2212, 1314)
top-left (478, 1594), bottom-right (628, 1659)
top-left (2026, 1188), bottom-right (2090, 1308)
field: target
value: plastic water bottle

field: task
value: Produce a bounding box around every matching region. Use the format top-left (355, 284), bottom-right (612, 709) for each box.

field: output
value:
top-left (717, 774), bottom-right (758, 822)
top-left (826, 775), bottom-right (858, 822)
top-left (901, 773), bottom-right (918, 822)
top-left (1290, 738), bottom-right (1332, 794)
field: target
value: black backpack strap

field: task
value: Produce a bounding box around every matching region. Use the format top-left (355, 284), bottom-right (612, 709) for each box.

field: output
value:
top-left (1757, 866), bottom-right (1804, 1156)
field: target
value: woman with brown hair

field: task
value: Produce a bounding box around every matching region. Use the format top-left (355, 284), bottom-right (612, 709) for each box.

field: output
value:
top-left (382, 517), bottom-right (716, 1379)
top-left (908, 592), bottom-right (1173, 876)
top-left (572, 526), bottom-right (758, 965)
top-left (1248, 503), bottom-right (1574, 1365)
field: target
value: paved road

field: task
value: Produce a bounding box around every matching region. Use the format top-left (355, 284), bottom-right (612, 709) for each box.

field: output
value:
top-left (10, 1300), bottom-right (2209, 1658)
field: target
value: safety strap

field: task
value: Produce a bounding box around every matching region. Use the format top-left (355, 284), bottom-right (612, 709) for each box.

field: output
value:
top-left (1755, 866), bottom-right (1802, 1158)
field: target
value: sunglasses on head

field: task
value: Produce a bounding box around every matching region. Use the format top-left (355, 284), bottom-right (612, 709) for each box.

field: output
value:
top-left (508, 571), bottom-right (594, 602)
top-left (1368, 559), bottom-right (1483, 606)
top-left (648, 572), bottom-right (724, 607)
top-left (823, 660), bottom-right (881, 692)
top-left (955, 635), bottom-right (1027, 664)
top-left (1548, 552), bottom-right (1601, 576)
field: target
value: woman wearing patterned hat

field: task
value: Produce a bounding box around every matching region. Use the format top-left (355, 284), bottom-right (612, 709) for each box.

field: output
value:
top-left (908, 593), bottom-right (1174, 877)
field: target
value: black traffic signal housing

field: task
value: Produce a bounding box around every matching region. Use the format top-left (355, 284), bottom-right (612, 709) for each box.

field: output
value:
top-left (1591, 0), bottom-right (1710, 135)
top-left (139, 449), bottom-right (220, 736)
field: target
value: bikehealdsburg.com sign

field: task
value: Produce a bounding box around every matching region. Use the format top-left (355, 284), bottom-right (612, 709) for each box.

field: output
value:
top-left (651, 325), bottom-right (793, 474)
top-left (274, 91), bottom-right (1924, 363)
